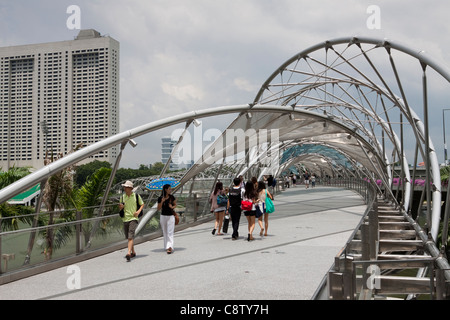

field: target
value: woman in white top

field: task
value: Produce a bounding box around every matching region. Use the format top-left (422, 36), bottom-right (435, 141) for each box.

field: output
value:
top-left (257, 181), bottom-right (273, 236)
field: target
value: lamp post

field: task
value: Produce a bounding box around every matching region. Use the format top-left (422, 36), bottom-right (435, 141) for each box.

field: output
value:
top-left (444, 109), bottom-right (450, 165)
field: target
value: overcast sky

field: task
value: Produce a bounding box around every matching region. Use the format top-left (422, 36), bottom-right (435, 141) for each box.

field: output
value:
top-left (1, 0), bottom-right (449, 168)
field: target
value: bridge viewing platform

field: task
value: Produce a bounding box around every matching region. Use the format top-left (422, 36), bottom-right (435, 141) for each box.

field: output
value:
top-left (0, 186), bottom-right (366, 301)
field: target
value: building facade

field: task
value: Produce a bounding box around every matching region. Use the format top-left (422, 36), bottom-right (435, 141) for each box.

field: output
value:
top-left (0, 29), bottom-right (119, 169)
top-left (161, 137), bottom-right (179, 171)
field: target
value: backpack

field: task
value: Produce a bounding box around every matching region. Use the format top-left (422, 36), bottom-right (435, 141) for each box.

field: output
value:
top-left (228, 188), bottom-right (241, 208)
top-left (217, 194), bottom-right (228, 206)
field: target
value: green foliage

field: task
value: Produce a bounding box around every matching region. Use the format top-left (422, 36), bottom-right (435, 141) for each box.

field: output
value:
top-left (114, 162), bottom-right (166, 182)
top-left (441, 165), bottom-right (450, 183)
top-left (74, 160), bottom-right (111, 188)
top-left (74, 167), bottom-right (112, 216)
top-left (0, 166), bottom-right (34, 231)
top-left (0, 165), bottom-right (31, 189)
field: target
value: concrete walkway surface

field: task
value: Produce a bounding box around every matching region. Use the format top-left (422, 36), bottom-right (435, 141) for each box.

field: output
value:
top-left (0, 186), bottom-right (366, 301)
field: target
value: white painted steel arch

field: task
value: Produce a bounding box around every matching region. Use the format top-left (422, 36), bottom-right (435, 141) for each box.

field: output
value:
top-left (253, 36), bottom-right (450, 240)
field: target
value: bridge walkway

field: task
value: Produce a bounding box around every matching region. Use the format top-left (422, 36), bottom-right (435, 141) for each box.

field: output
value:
top-left (0, 186), bottom-right (366, 300)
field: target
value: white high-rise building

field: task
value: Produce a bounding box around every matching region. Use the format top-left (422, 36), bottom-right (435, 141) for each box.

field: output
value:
top-left (0, 29), bottom-right (119, 169)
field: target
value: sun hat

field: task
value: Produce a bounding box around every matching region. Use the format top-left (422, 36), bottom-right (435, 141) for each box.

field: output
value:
top-left (122, 180), bottom-right (134, 188)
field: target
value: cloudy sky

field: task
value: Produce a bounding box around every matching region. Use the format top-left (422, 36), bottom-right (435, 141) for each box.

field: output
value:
top-left (1, 0), bottom-right (449, 168)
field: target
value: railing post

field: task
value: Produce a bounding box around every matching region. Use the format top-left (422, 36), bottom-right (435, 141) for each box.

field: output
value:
top-left (193, 193), bottom-right (198, 222)
top-left (369, 202), bottom-right (379, 260)
top-left (76, 210), bottom-right (82, 254)
top-left (328, 256), bottom-right (355, 300)
top-left (435, 268), bottom-right (447, 300)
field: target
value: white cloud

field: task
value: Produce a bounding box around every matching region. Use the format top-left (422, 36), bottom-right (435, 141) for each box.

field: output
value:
top-left (161, 83), bottom-right (205, 101)
top-left (233, 77), bottom-right (258, 93)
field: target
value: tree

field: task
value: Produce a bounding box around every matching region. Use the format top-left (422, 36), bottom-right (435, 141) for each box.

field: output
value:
top-left (73, 167), bottom-right (112, 245)
top-left (74, 160), bottom-right (111, 188)
top-left (40, 145), bottom-right (82, 260)
top-left (0, 166), bottom-right (34, 231)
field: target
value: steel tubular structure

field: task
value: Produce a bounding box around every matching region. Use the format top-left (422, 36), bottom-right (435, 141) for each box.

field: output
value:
top-left (253, 36), bottom-right (450, 242)
top-left (1, 37), bottom-right (450, 288)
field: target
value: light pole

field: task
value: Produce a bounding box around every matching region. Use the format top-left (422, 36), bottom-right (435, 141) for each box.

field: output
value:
top-left (444, 109), bottom-right (450, 165)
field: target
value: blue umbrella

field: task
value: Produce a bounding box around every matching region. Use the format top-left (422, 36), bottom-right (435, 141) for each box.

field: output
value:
top-left (145, 177), bottom-right (180, 191)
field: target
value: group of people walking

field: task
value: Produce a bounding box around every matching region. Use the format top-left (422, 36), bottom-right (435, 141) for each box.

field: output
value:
top-left (209, 176), bottom-right (274, 242)
top-left (119, 175), bottom-right (274, 261)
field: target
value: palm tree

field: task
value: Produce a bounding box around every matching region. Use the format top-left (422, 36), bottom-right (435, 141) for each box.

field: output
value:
top-left (73, 167), bottom-right (112, 245)
top-left (40, 146), bottom-right (81, 260)
top-left (0, 166), bottom-right (33, 231)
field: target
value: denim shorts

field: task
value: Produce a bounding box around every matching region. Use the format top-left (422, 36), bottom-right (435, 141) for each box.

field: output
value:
top-left (123, 220), bottom-right (138, 240)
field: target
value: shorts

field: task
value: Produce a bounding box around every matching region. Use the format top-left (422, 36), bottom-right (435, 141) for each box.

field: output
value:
top-left (123, 220), bottom-right (138, 240)
top-left (244, 210), bottom-right (256, 217)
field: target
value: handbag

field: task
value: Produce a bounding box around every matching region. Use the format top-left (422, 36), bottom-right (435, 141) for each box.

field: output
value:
top-left (265, 190), bottom-right (275, 213)
top-left (173, 209), bottom-right (180, 225)
top-left (241, 199), bottom-right (253, 211)
top-left (255, 202), bottom-right (264, 218)
top-left (222, 214), bottom-right (229, 233)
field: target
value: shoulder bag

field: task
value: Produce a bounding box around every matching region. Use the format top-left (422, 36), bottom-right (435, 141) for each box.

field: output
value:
top-left (265, 190), bottom-right (275, 213)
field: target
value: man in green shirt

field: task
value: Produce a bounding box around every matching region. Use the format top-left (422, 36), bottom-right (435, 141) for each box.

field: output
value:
top-left (119, 180), bottom-right (144, 261)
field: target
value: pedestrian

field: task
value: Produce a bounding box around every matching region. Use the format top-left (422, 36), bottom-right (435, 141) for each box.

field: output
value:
top-left (238, 175), bottom-right (245, 189)
top-left (267, 175), bottom-right (274, 193)
top-left (257, 181), bottom-right (273, 237)
top-left (303, 171), bottom-right (310, 189)
top-left (285, 176), bottom-right (290, 188)
top-left (251, 176), bottom-right (258, 190)
top-left (227, 177), bottom-right (243, 240)
top-left (311, 174), bottom-right (316, 188)
top-left (242, 180), bottom-right (258, 241)
top-left (119, 180), bottom-right (144, 261)
top-left (210, 181), bottom-right (227, 235)
top-left (157, 184), bottom-right (177, 254)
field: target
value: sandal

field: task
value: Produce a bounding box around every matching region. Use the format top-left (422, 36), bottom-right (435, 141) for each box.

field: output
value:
top-left (166, 247), bottom-right (173, 254)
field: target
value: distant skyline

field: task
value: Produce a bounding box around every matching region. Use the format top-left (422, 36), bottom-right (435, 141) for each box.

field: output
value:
top-left (1, 0), bottom-right (449, 168)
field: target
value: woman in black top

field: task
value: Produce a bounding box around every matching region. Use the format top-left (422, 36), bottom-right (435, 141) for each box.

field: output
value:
top-left (157, 184), bottom-right (177, 254)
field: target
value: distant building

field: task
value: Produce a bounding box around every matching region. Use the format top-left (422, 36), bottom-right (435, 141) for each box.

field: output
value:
top-left (161, 137), bottom-right (193, 171)
top-left (0, 29), bottom-right (119, 169)
top-left (161, 137), bottom-right (178, 170)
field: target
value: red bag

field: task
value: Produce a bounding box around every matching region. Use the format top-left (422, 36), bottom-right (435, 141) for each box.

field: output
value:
top-left (241, 200), bottom-right (253, 211)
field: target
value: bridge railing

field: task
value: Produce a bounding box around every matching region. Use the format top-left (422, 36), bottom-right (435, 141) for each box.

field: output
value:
top-left (0, 191), bottom-right (214, 285)
top-left (311, 178), bottom-right (380, 299)
top-left (313, 178), bottom-right (450, 300)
